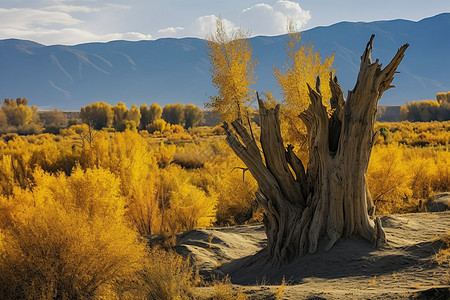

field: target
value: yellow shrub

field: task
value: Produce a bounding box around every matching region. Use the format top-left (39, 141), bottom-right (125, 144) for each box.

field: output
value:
top-left (430, 151), bottom-right (450, 192)
top-left (0, 181), bottom-right (146, 299)
top-left (191, 147), bottom-right (258, 226)
top-left (126, 163), bottom-right (219, 237)
top-left (80, 130), bottom-right (157, 195)
top-left (168, 184), bottom-right (217, 231)
top-left (131, 248), bottom-right (199, 300)
top-left (0, 155), bottom-right (16, 195)
top-left (126, 173), bottom-right (161, 236)
top-left (214, 165), bottom-right (258, 225)
top-left (153, 142), bottom-right (176, 168)
top-left (0, 138), bottom-right (34, 193)
top-left (368, 142), bottom-right (450, 214)
top-left (375, 121), bottom-right (450, 147)
top-left (368, 144), bottom-right (413, 213)
top-left (147, 119), bottom-right (167, 133)
top-left (210, 277), bottom-right (246, 300)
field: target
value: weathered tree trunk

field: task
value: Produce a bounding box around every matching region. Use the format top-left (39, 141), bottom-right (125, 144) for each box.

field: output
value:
top-left (223, 35), bottom-right (408, 265)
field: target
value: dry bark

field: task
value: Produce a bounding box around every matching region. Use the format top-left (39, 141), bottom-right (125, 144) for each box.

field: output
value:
top-left (223, 35), bottom-right (408, 265)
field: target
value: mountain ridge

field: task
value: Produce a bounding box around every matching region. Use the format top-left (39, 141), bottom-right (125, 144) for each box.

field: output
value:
top-left (0, 13), bottom-right (449, 110)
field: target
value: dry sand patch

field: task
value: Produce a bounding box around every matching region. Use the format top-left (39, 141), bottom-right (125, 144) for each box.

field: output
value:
top-left (176, 211), bottom-right (450, 299)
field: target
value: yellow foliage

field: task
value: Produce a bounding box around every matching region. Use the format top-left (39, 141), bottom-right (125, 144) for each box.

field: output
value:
top-left (126, 172), bottom-right (160, 236)
top-left (375, 121), bottom-right (450, 147)
top-left (0, 127), bottom-right (265, 297)
top-left (134, 248), bottom-right (199, 300)
top-left (1, 98), bottom-right (34, 127)
top-left (206, 18), bottom-right (257, 122)
top-left (274, 276), bottom-right (286, 299)
top-left (401, 100), bottom-right (445, 122)
top-left (436, 91), bottom-right (450, 104)
top-left (169, 183), bottom-right (218, 230)
top-left (112, 101), bottom-right (128, 128)
top-left (124, 151), bottom-right (218, 237)
top-left (0, 155), bottom-right (17, 195)
top-left (0, 137), bottom-right (37, 193)
top-left (211, 277), bottom-right (246, 300)
top-left (147, 119), bottom-right (167, 133)
top-left (274, 31), bottom-right (334, 155)
top-left (368, 142), bottom-right (450, 214)
top-left (368, 144), bottom-right (414, 213)
top-left (0, 169), bottom-right (146, 299)
top-left (153, 142), bottom-right (176, 168)
top-left (191, 142), bottom-right (259, 225)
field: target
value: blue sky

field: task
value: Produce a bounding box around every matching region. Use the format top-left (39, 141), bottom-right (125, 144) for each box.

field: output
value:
top-left (1, 0), bottom-right (449, 45)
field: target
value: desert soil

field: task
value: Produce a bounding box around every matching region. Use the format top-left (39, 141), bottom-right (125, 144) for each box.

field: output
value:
top-left (176, 207), bottom-right (450, 299)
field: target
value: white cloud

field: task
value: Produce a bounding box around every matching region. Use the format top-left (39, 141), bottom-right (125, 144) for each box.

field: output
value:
top-left (158, 26), bottom-right (184, 34)
top-left (191, 15), bottom-right (237, 38)
top-left (0, 5), bottom-right (151, 45)
top-left (239, 1), bottom-right (311, 36)
top-left (120, 32), bottom-right (152, 41)
top-left (45, 5), bottom-right (99, 13)
top-left (0, 7), bottom-right (81, 29)
top-left (104, 3), bottom-right (132, 10)
top-left (0, 27), bottom-right (152, 45)
top-left (156, 26), bottom-right (185, 38)
top-left (274, 0), bottom-right (311, 26)
top-left (242, 3), bottom-right (273, 14)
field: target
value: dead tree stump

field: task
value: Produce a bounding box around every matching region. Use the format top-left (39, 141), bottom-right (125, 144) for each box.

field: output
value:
top-left (223, 35), bottom-right (408, 265)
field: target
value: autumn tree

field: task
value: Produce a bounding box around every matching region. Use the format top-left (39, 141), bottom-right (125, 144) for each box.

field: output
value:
top-left (80, 102), bottom-right (113, 130)
top-left (274, 31), bottom-right (334, 158)
top-left (212, 32), bottom-right (408, 264)
top-left (206, 18), bottom-right (257, 123)
top-left (2, 98), bottom-right (34, 127)
top-left (183, 104), bottom-right (204, 129)
top-left (42, 109), bottom-right (68, 128)
top-left (436, 91), bottom-right (450, 104)
top-left (162, 103), bottom-right (184, 125)
top-left (125, 105), bottom-right (141, 125)
top-left (0, 110), bottom-right (7, 132)
top-left (112, 102), bottom-right (128, 129)
top-left (140, 103), bottom-right (162, 130)
top-left (436, 91), bottom-right (450, 120)
top-left (149, 103), bottom-right (163, 122)
top-left (110, 102), bottom-right (141, 131)
top-left (146, 119), bottom-right (166, 134)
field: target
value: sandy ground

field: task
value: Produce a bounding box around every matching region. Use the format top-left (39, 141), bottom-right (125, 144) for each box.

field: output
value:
top-left (176, 208), bottom-right (450, 299)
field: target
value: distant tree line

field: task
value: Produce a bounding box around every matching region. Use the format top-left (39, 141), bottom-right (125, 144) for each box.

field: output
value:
top-left (79, 102), bottom-right (204, 132)
top-left (401, 92), bottom-right (450, 122)
top-left (0, 98), bottom-right (204, 135)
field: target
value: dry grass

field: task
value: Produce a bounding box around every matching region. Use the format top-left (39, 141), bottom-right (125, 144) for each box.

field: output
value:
top-left (436, 233), bottom-right (450, 264)
top-left (132, 248), bottom-right (199, 300)
top-left (274, 276), bottom-right (286, 299)
top-left (435, 233), bottom-right (450, 284)
top-left (209, 277), bottom-right (246, 300)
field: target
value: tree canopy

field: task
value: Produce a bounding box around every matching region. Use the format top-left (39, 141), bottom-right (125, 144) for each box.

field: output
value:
top-left (206, 18), bottom-right (257, 123)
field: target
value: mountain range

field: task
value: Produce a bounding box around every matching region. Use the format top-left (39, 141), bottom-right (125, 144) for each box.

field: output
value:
top-left (0, 13), bottom-right (449, 110)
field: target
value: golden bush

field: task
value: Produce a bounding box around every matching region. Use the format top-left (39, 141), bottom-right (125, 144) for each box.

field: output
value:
top-left (168, 183), bottom-right (218, 230)
top-left (0, 169), bottom-right (146, 299)
top-left (132, 248), bottom-right (199, 300)
top-left (368, 143), bottom-right (450, 214)
top-left (210, 277), bottom-right (246, 300)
